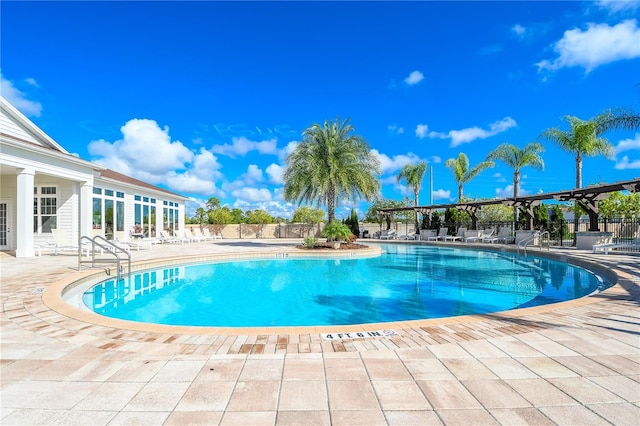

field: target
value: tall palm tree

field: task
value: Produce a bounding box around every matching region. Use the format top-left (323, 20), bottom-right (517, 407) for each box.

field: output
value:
top-left (283, 117), bottom-right (381, 223)
top-left (486, 142), bottom-right (545, 222)
top-left (539, 115), bottom-right (614, 189)
top-left (397, 162), bottom-right (427, 229)
top-left (445, 153), bottom-right (494, 202)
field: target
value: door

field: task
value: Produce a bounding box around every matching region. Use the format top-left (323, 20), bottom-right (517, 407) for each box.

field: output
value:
top-left (0, 200), bottom-right (11, 251)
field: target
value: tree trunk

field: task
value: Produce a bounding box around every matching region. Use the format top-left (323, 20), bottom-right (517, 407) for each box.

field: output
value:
top-left (575, 154), bottom-right (582, 189)
top-left (414, 190), bottom-right (420, 230)
top-left (458, 185), bottom-right (463, 202)
top-left (327, 185), bottom-right (335, 223)
top-left (513, 170), bottom-right (520, 224)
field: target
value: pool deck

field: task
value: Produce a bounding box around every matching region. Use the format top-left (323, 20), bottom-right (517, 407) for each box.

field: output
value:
top-left (1, 239), bottom-right (639, 425)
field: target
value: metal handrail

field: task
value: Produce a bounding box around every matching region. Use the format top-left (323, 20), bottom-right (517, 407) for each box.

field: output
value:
top-left (78, 236), bottom-right (131, 277)
top-left (517, 230), bottom-right (551, 256)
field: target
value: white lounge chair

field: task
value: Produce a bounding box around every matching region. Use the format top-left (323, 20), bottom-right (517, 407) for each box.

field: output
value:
top-left (192, 227), bottom-right (213, 241)
top-left (463, 229), bottom-right (481, 243)
top-left (496, 227), bottom-right (515, 244)
top-left (188, 228), bottom-right (207, 242)
top-left (174, 229), bottom-right (194, 243)
top-left (445, 227), bottom-right (466, 242)
top-left (50, 228), bottom-right (94, 256)
top-left (593, 239), bottom-right (640, 254)
top-left (380, 230), bottom-right (397, 240)
top-left (480, 228), bottom-right (498, 243)
top-left (203, 228), bottom-right (222, 240)
top-left (113, 231), bottom-right (154, 251)
top-left (420, 229), bottom-right (436, 240)
top-left (159, 229), bottom-right (182, 244)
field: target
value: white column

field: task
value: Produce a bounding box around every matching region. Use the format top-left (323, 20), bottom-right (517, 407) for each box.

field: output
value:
top-left (79, 181), bottom-right (93, 238)
top-left (15, 168), bottom-right (35, 258)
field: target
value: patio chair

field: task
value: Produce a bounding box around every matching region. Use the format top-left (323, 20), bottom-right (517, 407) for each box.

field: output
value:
top-left (174, 229), bottom-right (194, 243)
top-left (480, 228), bottom-right (498, 243)
top-left (192, 227), bottom-right (213, 241)
top-left (463, 229), bottom-right (481, 243)
top-left (50, 228), bottom-right (93, 256)
top-left (436, 227), bottom-right (449, 241)
top-left (203, 228), bottom-right (222, 240)
top-left (380, 229), bottom-right (397, 240)
top-left (496, 227), bottom-right (515, 244)
top-left (113, 231), bottom-right (154, 251)
top-left (420, 229), bottom-right (436, 240)
top-left (187, 228), bottom-right (207, 242)
top-left (159, 229), bottom-right (182, 244)
top-left (445, 227), bottom-right (466, 242)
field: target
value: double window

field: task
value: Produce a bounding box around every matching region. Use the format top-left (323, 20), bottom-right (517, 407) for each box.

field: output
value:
top-left (93, 188), bottom-right (124, 239)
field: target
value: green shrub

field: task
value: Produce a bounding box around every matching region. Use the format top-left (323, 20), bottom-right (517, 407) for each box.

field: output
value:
top-left (303, 236), bottom-right (318, 248)
top-left (321, 221), bottom-right (352, 242)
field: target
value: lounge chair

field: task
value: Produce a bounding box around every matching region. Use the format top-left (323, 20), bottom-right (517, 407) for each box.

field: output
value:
top-left (593, 239), bottom-right (640, 254)
top-left (496, 227), bottom-right (515, 244)
top-left (113, 231), bottom-right (154, 251)
top-left (50, 228), bottom-right (93, 256)
top-left (463, 229), bottom-right (481, 243)
top-left (203, 228), bottom-right (222, 240)
top-left (480, 228), bottom-right (498, 243)
top-left (174, 229), bottom-right (194, 243)
top-left (380, 230), bottom-right (397, 240)
top-left (188, 228), bottom-right (207, 242)
top-left (192, 227), bottom-right (213, 241)
top-left (159, 229), bottom-right (182, 244)
top-left (420, 229), bottom-right (436, 240)
top-left (445, 227), bottom-right (466, 242)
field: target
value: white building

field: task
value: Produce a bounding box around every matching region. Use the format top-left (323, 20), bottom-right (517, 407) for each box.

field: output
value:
top-left (0, 96), bottom-right (187, 258)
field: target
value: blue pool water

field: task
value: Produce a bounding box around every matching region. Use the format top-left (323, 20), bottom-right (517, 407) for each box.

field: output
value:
top-left (82, 244), bottom-right (610, 327)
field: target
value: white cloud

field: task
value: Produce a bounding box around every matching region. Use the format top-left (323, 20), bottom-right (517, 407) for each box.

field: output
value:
top-left (244, 164), bottom-right (264, 184)
top-left (278, 140), bottom-right (299, 163)
top-left (88, 119), bottom-right (226, 196)
top-left (426, 117), bottom-right (517, 147)
top-left (493, 172), bottom-right (507, 182)
top-left (0, 71), bottom-right (42, 117)
top-left (429, 156), bottom-right (441, 164)
top-left (615, 155), bottom-right (640, 169)
top-left (596, 0), bottom-right (639, 14)
top-left (495, 185), bottom-right (531, 198)
top-left (415, 124), bottom-right (429, 139)
top-left (432, 189), bottom-right (451, 201)
top-left (230, 187), bottom-right (272, 202)
top-left (266, 163), bottom-right (284, 184)
top-left (387, 124), bottom-right (405, 135)
top-left (211, 136), bottom-right (278, 158)
top-left (614, 133), bottom-right (640, 155)
top-left (370, 149), bottom-right (423, 175)
top-left (24, 77), bottom-right (40, 87)
top-left (536, 19), bottom-right (640, 73)
top-left (512, 24), bottom-right (526, 37)
top-left (404, 70), bottom-right (424, 85)
top-left (90, 119), bottom-right (193, 175)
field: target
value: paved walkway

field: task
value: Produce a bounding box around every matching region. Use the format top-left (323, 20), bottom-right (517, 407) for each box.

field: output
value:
top-left (1, 239), bottom-right (639, 425)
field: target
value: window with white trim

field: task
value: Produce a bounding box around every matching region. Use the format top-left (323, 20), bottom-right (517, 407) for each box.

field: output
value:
top-left (34, 186), bottom-right (57, 233)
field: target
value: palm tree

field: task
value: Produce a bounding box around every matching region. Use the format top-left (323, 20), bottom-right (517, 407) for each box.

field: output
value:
top-left (397, 162), bottom-right (427, 229)
top-left (444, 153), bottom-right (494, 201)
top-left (283, 117), bottom-right (381, 223)
top-left (539, 115), bottom-right (614, 189)
top-left (486, 142), bottom-right (545, 222)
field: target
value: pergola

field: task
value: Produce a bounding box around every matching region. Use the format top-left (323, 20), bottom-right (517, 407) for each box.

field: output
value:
top-left (377, 178), bottom-right (640, 231)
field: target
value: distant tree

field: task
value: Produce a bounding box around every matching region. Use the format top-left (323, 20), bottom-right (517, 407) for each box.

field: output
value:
top-left (292, 206), bottom-right (325, 237)
top-left (245, 209), bottom-right (274, 224)
top-left (445, 153), bottom-right (494, 201)
top-left (194, 207), bottom-right (208, 228)
top-left (397, 162), bottom-right (427, 229)
top-left (477, 204), bottom-right (513, 223)
top-left (208, 208), bottom-right (233, 225)
top-left (364, 199), bottom-right (409, 230)
top-left (345, 208), bottom-right (360, 236)
top-left (444, 207), bottom-right (471, 226)
top-left (230, 208), bottom-right (245, 224)
top-left (283, 117), bottom-right (381, 223)
top-left (599, 192), bottom-right (640, 219)
top-left (539, 114), bottom-right (615, 189)
top-left (205, 197), bottom-right (221, 211)
top-left (596, 107), bottom-right (640, 133)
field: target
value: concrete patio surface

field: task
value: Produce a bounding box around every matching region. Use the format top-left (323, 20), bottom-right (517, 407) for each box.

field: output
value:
top-left (1, 239), bottom-right (639, 425)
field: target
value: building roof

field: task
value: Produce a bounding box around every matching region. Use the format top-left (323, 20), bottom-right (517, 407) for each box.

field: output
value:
top-left (97, 168), bottom-right (187, 200)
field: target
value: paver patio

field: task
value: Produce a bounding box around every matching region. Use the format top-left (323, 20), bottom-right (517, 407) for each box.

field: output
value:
top-left (1, 239), bottom-right (638, 425)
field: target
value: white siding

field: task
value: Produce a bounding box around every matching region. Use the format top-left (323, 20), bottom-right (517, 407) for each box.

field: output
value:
top-left (0, 112), bottom-right (47, 147)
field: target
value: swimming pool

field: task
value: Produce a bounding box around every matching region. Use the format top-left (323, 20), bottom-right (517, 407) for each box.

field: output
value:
top-left (80, 244), bottom-right (609, 327)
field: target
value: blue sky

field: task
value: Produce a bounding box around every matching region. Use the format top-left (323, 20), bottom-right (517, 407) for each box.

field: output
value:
top-left (2, 0), bottom-right (639, 219)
